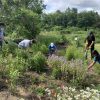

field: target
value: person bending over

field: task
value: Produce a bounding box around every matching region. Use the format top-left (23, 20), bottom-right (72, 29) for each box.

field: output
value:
top-left (88, 50), bottom-right (100, 71)
top-left (48, 43), bottom-right (57, 55)
top-left (18, 39), bottom-right (33, 49)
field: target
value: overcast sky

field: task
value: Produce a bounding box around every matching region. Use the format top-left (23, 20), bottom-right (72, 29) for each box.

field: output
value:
top-left (43, 0), bottom-right (100, 13)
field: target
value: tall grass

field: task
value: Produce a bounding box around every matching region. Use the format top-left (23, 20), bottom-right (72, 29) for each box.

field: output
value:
top-left (66, 46), bottom-right (83, 60)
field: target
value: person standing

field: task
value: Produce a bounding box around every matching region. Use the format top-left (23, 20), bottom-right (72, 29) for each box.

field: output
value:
top-left (85, 31), bottom-right (95, 59)
top-left (0, 22), bottom-right (5, 50)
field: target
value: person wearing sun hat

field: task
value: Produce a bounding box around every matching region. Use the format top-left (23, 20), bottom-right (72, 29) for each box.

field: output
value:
top-left (48, 42), bottom-right (57, 55)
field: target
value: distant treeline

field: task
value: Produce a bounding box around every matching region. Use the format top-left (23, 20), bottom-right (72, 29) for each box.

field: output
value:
top-left (41, 8), bottom-right (100, 30)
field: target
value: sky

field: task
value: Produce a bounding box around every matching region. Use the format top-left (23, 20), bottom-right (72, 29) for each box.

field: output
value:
top-left (43, 0), bottom-right (100, 13)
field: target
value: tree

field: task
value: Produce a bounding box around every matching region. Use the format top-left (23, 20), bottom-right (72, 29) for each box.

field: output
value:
top-left (77, 11), bottom-right (98, 28)
top-left (0, 0), bottom-right (44, 38)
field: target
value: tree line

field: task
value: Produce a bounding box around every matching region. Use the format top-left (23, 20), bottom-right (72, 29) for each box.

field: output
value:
top-left (0, 0), bottom-right (100, 38)
top-left (41, 8), bottom-right (100, 30)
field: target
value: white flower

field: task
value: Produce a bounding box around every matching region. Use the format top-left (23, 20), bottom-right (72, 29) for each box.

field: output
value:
top-left (74, 95), bottom-right (80, 100)
top-left (80, 89), bottom-right (84, 92)
top-left (68, 97), bottom-right (72, 100)
top-left (86, 87), bottom-right (90, 91)
top-left (71, 88), bottom-right (75, 92)
top-left (91, 96), bottom-right (100, 100)
top-left (75, 37), bottom-right (78, 41)
top-left (91, 89), bottom-right (99, 93)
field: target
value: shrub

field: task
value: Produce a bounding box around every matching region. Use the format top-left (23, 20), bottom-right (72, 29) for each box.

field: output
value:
top-left (9, 68), bottom-right (20, 89)
top-left (94, 64), bottom-right (100, 75)
top-left (32, 86), bottom-right (46, 96)
top-left (60, 29), bottom-right (71, 34)
top-left (52, 67), bottom-right (62, 79)
top-left (30, 52), bottom-right (46, 73)
top-left (47, 55), bottom-right (93, 88)
top-left (51, 26), bottom-right (63, 31)
top-left (66, 46), bottom-right (76, 60)
top-left (66, 46), bottom-right (82, 60)
top-left (16, 49), bottom-right (29, 60)
top-left (2, 41), bottom-right (17, 57)
top-left (40, 44), bottom-right (48, 54)
top-left (47, 55), bottom-right (66, 79)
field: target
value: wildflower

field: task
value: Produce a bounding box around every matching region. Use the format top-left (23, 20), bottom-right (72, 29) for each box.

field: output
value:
top-left (86, 87), bottom-right (90, 91)
top-left (68, 97), bottom-right (72, 100)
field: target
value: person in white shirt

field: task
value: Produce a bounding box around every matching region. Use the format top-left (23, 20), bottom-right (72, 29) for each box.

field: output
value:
top-left (18, 39), bottom-right (33, 48)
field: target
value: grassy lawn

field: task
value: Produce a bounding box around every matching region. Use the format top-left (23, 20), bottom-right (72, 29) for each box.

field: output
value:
top-left (95, 44), bottom-right (100, 51)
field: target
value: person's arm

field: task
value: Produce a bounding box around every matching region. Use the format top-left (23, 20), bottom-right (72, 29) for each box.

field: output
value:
top-left (88, 61), bottom-right (96, 70)
top-left (89, 41), bottom-right (95, 49)
top-left (89, 36), bottom-right (95, 48)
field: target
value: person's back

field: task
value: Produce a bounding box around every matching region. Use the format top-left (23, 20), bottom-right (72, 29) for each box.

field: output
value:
top-left (86, 34), bottom-right (95, 47)
top-left (18, 39), bottom-right (31, 48)
top-left (88, 50), bottom-right (100, 71)
top-left (94, 53), bottom-right (100, 64)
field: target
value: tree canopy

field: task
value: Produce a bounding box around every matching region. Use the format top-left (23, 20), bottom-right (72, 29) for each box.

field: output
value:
top-left (42, 8), bottom-right (100, 30)
top-left (0, 0), bottom-right (45, 38)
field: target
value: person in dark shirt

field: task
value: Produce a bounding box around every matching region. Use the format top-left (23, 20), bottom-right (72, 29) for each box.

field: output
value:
top-left (88, 50), bottom-right (100, 71)
top-left (48, 43), bottom-right (57, 55)
top-left (85, 31), bottom-right (95, 59)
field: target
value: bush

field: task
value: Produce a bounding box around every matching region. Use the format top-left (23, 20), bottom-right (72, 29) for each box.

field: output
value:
top-left (2, 41), bottom-right (17, 57)
top-left (60, 29), bottom-right (71, 34)
top-left (31, 86), bottom-right (46, 96)
top-left (47, 55), bottom-right (66, 79)
top-left (30, 52), bottom-right (46, 72)
top-left (16, 49), bottom-right (29, 60)
top-left (66, 46), bottom-right (82, 60)
top-left (52, 67), bottom-right (62, 79)
top-left (66, 46), bottom-right (76, 60)
top-left (47, 55), bottom-right (92, 88)
top-left (40, 44), bottom-right (48, 54)
top-left (51, 26), bottom-right (63, 31)
top-left (94, 64), bottom-right (100, 75)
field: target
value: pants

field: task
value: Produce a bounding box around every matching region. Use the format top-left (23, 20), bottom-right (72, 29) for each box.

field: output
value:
top-left (90, 47), bottom-right (94, 59)
top-left (0, 41), bottom-right (3, 49)
top-left (49, 49), bottom-right (55, 55)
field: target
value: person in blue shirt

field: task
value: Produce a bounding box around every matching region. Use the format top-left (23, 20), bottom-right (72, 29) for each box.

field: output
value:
top-left (88, 50), bottom-right (100, 70)
top-left (48, 43), bottom-right (57, 55)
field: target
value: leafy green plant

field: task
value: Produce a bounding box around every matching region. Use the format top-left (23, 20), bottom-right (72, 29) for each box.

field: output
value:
top-left (66, 46), bottom-right (82, 60)
top-left (52, 67), bottom-right (62, 79)
top-left (40, 44), bottom-right (48, 54)
top-left (32, 87), bottom-right (46, 96)
top-left (30, 52), bottom-right (46, 73)
top-left (9, 68), bottom-right (20, 90)
top-left (66, 46), bottom-right (76, 60)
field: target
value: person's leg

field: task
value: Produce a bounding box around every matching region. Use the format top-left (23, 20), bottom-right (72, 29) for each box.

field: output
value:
top-left (90, 47), bottom-right (94, 59)
top-left (0, 41), bottom-right (2, 50)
